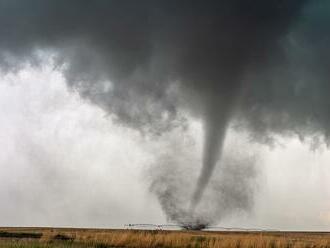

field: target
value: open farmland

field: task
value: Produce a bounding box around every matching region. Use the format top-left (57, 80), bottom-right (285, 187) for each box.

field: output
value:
top-left (1, 227), bottom-right (330, 248)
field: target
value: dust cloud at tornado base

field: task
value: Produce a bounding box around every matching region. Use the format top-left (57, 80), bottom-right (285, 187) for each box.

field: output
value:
top-left (147, 127), bottom-right (259, 225)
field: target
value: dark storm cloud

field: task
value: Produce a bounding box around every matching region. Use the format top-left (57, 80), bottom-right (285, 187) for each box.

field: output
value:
top-left (237, 1), bottom-right (330, 146)
top-left (1, 0), bottom-right (329, 221)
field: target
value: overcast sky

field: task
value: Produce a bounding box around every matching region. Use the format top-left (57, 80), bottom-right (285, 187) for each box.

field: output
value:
top-left (1, 0), bottom-right (330, 231)
top-left (0, 57), bottom-right (330, 230)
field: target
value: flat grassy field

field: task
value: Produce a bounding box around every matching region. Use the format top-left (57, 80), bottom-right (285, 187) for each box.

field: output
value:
top-left (1, 227), bottom-right (330, 248)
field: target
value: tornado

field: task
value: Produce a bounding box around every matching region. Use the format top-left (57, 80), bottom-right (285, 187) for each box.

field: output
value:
top-left (191, 94), bottom-right (235, 208)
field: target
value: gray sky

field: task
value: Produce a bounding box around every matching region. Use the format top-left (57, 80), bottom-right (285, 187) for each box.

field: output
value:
top-left (0, 57), bottom-right (330, 230)
top-left (1, 0), bottom-right (330, 231)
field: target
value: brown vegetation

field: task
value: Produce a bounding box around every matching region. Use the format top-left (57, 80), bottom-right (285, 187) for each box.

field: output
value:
top-left (1, 227), bottom-right (330, 248)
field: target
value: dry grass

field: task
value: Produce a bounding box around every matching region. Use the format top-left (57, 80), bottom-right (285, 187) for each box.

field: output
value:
top-left (1, 227), bottom-right (330, 248)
